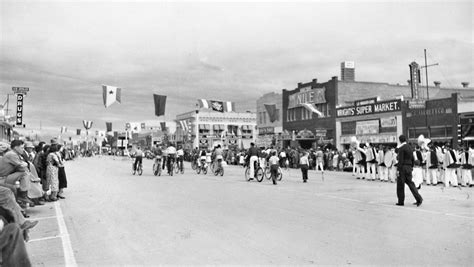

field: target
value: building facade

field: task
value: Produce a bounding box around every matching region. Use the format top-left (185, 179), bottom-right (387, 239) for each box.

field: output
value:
top-left (176, 110), bottom-right (256, 150)
top-left (336, 99), bottom-right (404, 150)
top-left (282, 77), bottom-right (338, 149)
top-left (256, 92), bottom-right (283, 148)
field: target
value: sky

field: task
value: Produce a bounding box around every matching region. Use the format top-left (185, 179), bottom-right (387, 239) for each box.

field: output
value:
top-left (0, 0), bottom-right (472, 137)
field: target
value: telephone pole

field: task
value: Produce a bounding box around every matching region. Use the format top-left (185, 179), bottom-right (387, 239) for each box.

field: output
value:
top-left (420, 49), bottom-right (439, 100)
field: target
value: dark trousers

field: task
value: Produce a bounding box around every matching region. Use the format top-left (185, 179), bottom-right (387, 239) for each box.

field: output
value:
top-left (177, 156), bottom-right (184, 171)
top-left (162, 156), bottom-right (167, 170)
top-left (133, 156), bottom-right (143, 171)
top-left (0, 223), bottom-right (32, 267)
top-left (167, 155), bottom-right (176, 173)
top-left (397, 165), bottom-right (423, 204)
top-left (270, 164), bottom-right (279, 184)
top-left (301, 165), bottom-right (309, 181)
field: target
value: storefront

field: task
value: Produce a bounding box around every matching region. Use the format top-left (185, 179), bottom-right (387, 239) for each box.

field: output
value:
top-left (282, 77), bottom-right (338, 149)
top-left (404, 94), bottom-right (458, 147)
top-left (256, 92), bottom-right (283, 149)
top-left (176, 110), bottom-right (256, 150)
top-left (0, 121), bottom-right (13, 143)
top-left (336, 99), bottom-right (403, 150)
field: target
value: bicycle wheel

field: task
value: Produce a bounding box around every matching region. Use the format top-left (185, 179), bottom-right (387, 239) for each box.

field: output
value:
top-left (138, 165), bottom-right (143, 176)
top-left (214, 167), bottom-right (219, 176)
top-left (265, 166), bottom-right (271, 179)
top-left (180, 166), bottom-right (184, 174)
top-left (220, 168), bottom-right (224, 176)
top-left (245, 167), bottom-right (250, 181)
top-left (277, 168), bottom-right (283, 181)
top-left (256, 168), bottom-right (264, 182)
top-left (174, 163), bottom-right (179, 174)
top-left (191, 160), bottom-right (197, 170)
top-left (153, 163), bottom-right (158, 176)
top-left (203, 166), bottom-right (208, 175)
top-left (196, 166), bottom-right (201, 174)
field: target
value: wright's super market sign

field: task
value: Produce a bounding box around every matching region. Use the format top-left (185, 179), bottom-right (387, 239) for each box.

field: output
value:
top-left (336, 100), bottom-right (401, 118)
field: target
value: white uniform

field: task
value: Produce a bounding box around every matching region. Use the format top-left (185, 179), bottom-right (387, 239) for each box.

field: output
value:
top-left (443, 149), bottom-right (458, 187)
top-left (412, 151), bottom-right (423, 188)
top-left (460, 149), bottom-right (473, 186)
top-left (366, 147), bottom-right (378, 181)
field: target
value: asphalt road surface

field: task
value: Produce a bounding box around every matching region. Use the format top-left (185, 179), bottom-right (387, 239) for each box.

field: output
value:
top-left (26, 156), bottom-right (473, 266)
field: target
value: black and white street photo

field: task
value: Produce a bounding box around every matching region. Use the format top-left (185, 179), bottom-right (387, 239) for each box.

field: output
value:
top-left (0, 0), bottom-right (473, 266)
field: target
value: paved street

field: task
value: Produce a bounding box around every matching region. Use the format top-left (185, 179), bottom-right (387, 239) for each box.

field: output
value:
top-left (27, 156), bottom-right (473, 266)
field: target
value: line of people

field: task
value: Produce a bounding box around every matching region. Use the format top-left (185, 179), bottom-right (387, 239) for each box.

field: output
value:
top-left (0, 138), bottom-right (70, 266)
top-left (351, 136), bottom-right (473, 188)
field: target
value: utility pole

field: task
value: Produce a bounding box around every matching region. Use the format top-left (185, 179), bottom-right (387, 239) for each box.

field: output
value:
top-left (421, 49), bottom-right (439, 100)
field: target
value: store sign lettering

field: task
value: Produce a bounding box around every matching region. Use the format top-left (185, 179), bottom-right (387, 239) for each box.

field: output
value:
top-left (288, 87), bottom-right (326, 108)
top-left (336, 100), bottom-right (401, 118)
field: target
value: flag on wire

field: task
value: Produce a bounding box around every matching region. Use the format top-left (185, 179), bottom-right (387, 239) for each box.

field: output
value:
top-left (76, 129), bottom-right (81, 135)
top-left (83, 120), bottom-right (93, 130)
top-left (153, 94), bottom-right (167, 117)
top-left (106, 122), bottom-right (112, 132)
top-left (102, 85), bottom-right (122, 108)
top-left (198, 99), bottom-right (235, 113)
top-left (300, 103), bottom-right (324, 117)
top-left (179, 120), bottom-right (187, 132)
top-left (264, 104), bottom-right (278, 122)
top-left (60, 126), bottom-right (67, 134)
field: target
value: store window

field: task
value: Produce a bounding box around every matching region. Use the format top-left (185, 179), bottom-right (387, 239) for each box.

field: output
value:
top-left (213, 124), bottom-right (225, 136)
top-left (199, 124), bottom-right (210, 135)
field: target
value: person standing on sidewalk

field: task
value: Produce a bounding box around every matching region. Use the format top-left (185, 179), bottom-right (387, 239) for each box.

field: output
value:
top-left (46, 144), bottom-right (60, 201)
top-left (396, 135), bottom-right (423, 207)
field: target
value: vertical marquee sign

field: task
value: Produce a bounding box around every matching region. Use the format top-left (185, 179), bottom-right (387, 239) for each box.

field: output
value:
top-left (16, 94), bottom-right (23, 126)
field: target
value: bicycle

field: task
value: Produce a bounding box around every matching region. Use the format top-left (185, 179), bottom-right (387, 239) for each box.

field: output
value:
top-left (245, 159), bottom-right (264, 182)
top-left (214, 160), bottom-right (224, 176)
top-left (191, 156), bottom-right (198, 170)
top-left (196, 160), bottom-right (208, 175)
top-left (153, 157), bottom-right (162, 176)
top-left (265, 164), bottom-right (282, 181)
top-left (132, 161), bottom-right (143, 176)
top-left (175, 157), bottom-right (184, 174)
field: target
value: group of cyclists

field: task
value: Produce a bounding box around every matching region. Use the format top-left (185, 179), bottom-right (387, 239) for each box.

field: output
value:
top-left (129, 142), bottom-right (287, 183)
top-left (130, 144), bottom-right (185, 176)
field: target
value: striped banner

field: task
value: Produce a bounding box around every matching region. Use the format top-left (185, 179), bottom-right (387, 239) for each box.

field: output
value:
top-left (83, 120), bottom-right (93, 130)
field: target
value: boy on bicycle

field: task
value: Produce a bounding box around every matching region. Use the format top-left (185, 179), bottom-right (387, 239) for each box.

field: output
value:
top-left (133, 146), bottom-right (144, 171)
top-left (269, 151), bottom-right (280, 185)
top-left (213, 145), bottom-right (224, 172)
top-left (166, 144), bottom-right (177, 175)
top-left (176, 146), bottom-right (184, 172)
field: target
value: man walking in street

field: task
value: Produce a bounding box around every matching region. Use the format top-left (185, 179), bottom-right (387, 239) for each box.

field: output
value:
top-left (396, 135), bottom-right (423, 207)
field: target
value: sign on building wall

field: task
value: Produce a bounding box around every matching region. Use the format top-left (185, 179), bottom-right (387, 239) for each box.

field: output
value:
top-left (16, 94), bottom-right (23, 126)
top-left (380, 117), bottom-right (397, 128)
top-left (336, 100), bottom-right (401, 118)
top-left (356, 120), bottom-right (379, 135)
top-left (288, 87), bottom-right (326, 108)
top-left (258, 127), bottom-right (275, 135)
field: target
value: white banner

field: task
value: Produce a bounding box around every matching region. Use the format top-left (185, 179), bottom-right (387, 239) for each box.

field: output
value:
top-left (380, 117), bottom-right (396, 128)
top-left (356, 120), bottom-right (379, 135)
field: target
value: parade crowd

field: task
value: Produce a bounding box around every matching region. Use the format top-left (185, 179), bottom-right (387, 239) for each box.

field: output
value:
top-left (0, 139), bottom-right (74, 266)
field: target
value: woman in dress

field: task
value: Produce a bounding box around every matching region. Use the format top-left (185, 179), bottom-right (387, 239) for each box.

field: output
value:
top-left (57, 145), bottom-right (68, 199)
top-left (45, 144), bottom-right (60, 201)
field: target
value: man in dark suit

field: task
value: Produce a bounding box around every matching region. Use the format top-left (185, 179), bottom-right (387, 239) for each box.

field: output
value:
top-left (396, 135), bottom-right (423, 206)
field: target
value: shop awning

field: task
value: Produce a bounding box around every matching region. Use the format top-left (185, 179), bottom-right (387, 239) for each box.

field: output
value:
top-left (199, 124), bottom-right (211, 130)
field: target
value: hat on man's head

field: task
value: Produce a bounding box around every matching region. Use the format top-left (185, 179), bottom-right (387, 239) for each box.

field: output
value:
top-left (24, 141), bottom-right (34, 149)
top-left (10, 140), bottom-right (24, 149)
top-left (0, 142), bottom-right (9, 153)
top-left (50, 138), bottom-right (58, 144)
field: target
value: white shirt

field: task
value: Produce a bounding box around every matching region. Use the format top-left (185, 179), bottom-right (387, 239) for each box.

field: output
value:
top-left (177, 149), bottom-right (184, 156)
top-left (167, 146), bottom-right (177, 154)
